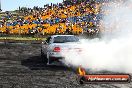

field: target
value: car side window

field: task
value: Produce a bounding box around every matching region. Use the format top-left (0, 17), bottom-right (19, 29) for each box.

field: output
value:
top-left (46, 37), bottom-right (51, 44)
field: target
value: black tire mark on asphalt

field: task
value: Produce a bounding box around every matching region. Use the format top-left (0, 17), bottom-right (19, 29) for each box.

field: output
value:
top-left (0, 43), bottom-right (131, 88)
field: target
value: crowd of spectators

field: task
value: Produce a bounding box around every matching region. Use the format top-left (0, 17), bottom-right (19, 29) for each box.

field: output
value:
top-left (0, 0), bottom-right (105, 37)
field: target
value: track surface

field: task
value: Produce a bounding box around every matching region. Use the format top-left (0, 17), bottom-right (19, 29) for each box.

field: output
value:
top-left (0, 43), bottom-right (131, 88)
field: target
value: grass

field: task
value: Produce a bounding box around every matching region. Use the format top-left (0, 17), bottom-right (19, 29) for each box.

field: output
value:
top-left (0, 37), bottom-right (46, 41)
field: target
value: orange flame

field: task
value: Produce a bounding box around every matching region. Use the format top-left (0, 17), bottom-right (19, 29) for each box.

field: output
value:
top-left (78, 67), bottom-right (86, 76)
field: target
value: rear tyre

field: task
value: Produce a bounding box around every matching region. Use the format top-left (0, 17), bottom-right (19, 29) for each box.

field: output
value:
top-left (41, 49), bottom-right (48, 64)
top-left (48, 57), bottom-right (53, 65)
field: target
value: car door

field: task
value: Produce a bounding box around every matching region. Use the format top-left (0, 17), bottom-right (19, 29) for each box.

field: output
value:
top-left (42, 36), bottom-right (52, 55)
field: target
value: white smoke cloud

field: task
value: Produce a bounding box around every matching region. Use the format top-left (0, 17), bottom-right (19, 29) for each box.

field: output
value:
top-left (62, 0), bottom-right (132, 73)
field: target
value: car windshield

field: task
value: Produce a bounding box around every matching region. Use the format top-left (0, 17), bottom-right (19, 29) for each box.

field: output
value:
top-left (53, 36), bottom-right (79, 43)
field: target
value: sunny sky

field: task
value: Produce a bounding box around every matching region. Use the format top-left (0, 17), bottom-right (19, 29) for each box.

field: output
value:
top-left (1, 0), bottom-right (63, 12)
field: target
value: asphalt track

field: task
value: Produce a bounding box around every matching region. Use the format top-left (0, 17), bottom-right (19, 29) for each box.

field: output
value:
top-left (0, 43), bottom-right (131, 88)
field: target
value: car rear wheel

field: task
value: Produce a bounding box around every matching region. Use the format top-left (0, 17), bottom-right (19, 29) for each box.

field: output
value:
top-left (48, 57), bottom-right (54, 64)
top-left (41, 49), bottom-right (48, 64)
top-left (47, 57), bottom-right (63, 65)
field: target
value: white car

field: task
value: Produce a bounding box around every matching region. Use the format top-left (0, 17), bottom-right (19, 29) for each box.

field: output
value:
top-left (41, 35), bottom-right (82, 65)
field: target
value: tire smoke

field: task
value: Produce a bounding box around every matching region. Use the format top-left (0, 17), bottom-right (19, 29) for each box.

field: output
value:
top-left (62, 0), bottom-right (132, 73)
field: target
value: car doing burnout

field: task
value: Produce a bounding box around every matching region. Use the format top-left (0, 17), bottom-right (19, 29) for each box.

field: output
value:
top-left (41, 35), bottom-right (82, 65)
